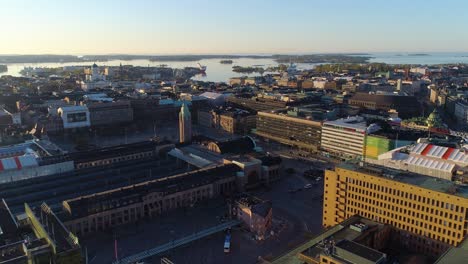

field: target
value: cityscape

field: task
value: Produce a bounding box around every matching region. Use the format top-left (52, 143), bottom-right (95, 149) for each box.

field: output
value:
top-left (1, 1), bottom-right (468, 264)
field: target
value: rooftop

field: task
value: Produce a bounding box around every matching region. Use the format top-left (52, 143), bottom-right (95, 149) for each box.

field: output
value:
top-left (337, 163), bottom-right (468, 199)
top-left (237, 195), bottom-right (272, 218)
top-left (68, 140), bottom-right (172, 163)
top-left (335, 239), bottom-right (385, 263)
top-left (210, 136), bottom-right (256, 155)
top-left (350, 92), bottom-right (419, 106)
top-left (272, 216), bottom-right (383, 264)
top-left (323, 116), bottom-right (368, 132)
top-left (64, 164), bottom-right (240, 219)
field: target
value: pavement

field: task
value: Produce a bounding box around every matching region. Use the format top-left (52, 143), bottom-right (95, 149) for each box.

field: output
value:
top-left (83, 199), bottom-right (229, 264)
top-left (154, 158), bottom-right (326, 264)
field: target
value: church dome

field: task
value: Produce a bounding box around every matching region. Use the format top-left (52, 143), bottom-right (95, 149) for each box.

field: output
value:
top-left (426, 109), bottom-right (443, 128)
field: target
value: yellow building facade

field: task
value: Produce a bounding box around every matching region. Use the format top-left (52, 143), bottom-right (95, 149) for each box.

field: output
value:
top-left (323, 164), bottom-right (468, 250)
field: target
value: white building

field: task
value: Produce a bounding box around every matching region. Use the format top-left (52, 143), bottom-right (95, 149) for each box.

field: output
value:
top-left (367, 143), bottom-right (468, 181)
top-left (80, 80), bottom-right (112, 91)
top-left (81, 63), bottom-right (111, 91)
top-left (321, 116), bottom-right (380, 160)
top-left (86, 63), bottom-right (106, 82)
top-left (0, 141), bottom-right (74, 183)
top-left (57, 105), bottom-right (90, 129)
top-left (410, 67), bottom-right (428, 75)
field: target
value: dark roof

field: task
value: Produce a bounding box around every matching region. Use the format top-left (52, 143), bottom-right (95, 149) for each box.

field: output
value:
top-left (237, 195), bottom-right (272, 218)
top-left (65, 164), bottom-right (240, 219)
top-left (350, 93), bottom-right (419, 106)
top-left (68, 140), bottom-right (171, 163)
top-left (252, 201), bottom-right (272, 218)
top-left (336, 239), bottom-right (385, 262)
top-left (216, 137), bottom-right (255, 154)
top-left (257, 155), bottom-right (282, 166)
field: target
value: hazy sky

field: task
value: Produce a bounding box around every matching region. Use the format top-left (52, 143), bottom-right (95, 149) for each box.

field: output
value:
top-left (1, 0), bottom-right (467, 54)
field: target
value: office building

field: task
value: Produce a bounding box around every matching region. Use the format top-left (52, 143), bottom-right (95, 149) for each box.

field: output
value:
top-left (321, 116), bottom-right (380, 160)
top-left (86, 100), bottom-right (133, 127)
top-left (348, 93), bottom-right (420, 118)
top-left (323, 163), bottom-right (468, 248)
top-left (255, 110), bottom-right (322, 152)
top-left (130, 98), bottom-right (179, 122)
top-left (364, 131), bottom-right (417, 160)
top-left (227, 96), bottom-right (288, 112)
top-left (197, 107), bottom-right (256, 135)
top-left (57, 105), bottom-right (90, 129)
top-left (454, 100), bottom-right (468, 128)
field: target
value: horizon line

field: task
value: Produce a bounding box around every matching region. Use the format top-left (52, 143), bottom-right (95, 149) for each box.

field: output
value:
top-left (1, 51), bottom-right (468, 56)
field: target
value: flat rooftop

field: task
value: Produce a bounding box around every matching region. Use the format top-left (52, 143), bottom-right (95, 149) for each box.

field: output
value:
top-left (335, 239), bottom-right (385, 262)
top-left (67, 140), bottom-right (173, 163)
top-left (337, 163), bottom-right (468, 199)
top-left (323, 116), bottom-right (367, 131)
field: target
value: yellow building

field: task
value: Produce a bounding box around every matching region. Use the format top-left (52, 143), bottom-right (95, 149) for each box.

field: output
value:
top-left (323, 163), bottom-right (468, 250)
top-left (272, 215), bottom-right (464, 264)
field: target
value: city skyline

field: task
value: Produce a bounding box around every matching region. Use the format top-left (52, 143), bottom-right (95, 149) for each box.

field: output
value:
top-left (1, 0), bottom-right (468, 54)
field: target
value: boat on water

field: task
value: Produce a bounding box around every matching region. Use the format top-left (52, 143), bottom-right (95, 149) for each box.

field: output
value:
top-left (197, 63), bottom-right (207, 72)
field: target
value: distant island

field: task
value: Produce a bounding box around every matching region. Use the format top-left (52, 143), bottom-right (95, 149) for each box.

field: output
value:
top-left (220, 60), bottom-right (233, 64)
top-left (0, 65), bottom-right (7, 73)
top-left (232, 66), bottom-right (264, 74)
top-left (0, 54), bottom-right (372, 64)
top-left (272, 54), bottom-right (371, 63)
top-left (408, 53), bottom-right (430, 56)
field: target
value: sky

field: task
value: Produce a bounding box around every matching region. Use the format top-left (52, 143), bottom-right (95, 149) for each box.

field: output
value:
top-left (0, 0), bottom-right (467, 55)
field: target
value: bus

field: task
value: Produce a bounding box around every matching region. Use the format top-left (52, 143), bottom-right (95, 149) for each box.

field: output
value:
top-left (224, 233), bottom-right (231, 253)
